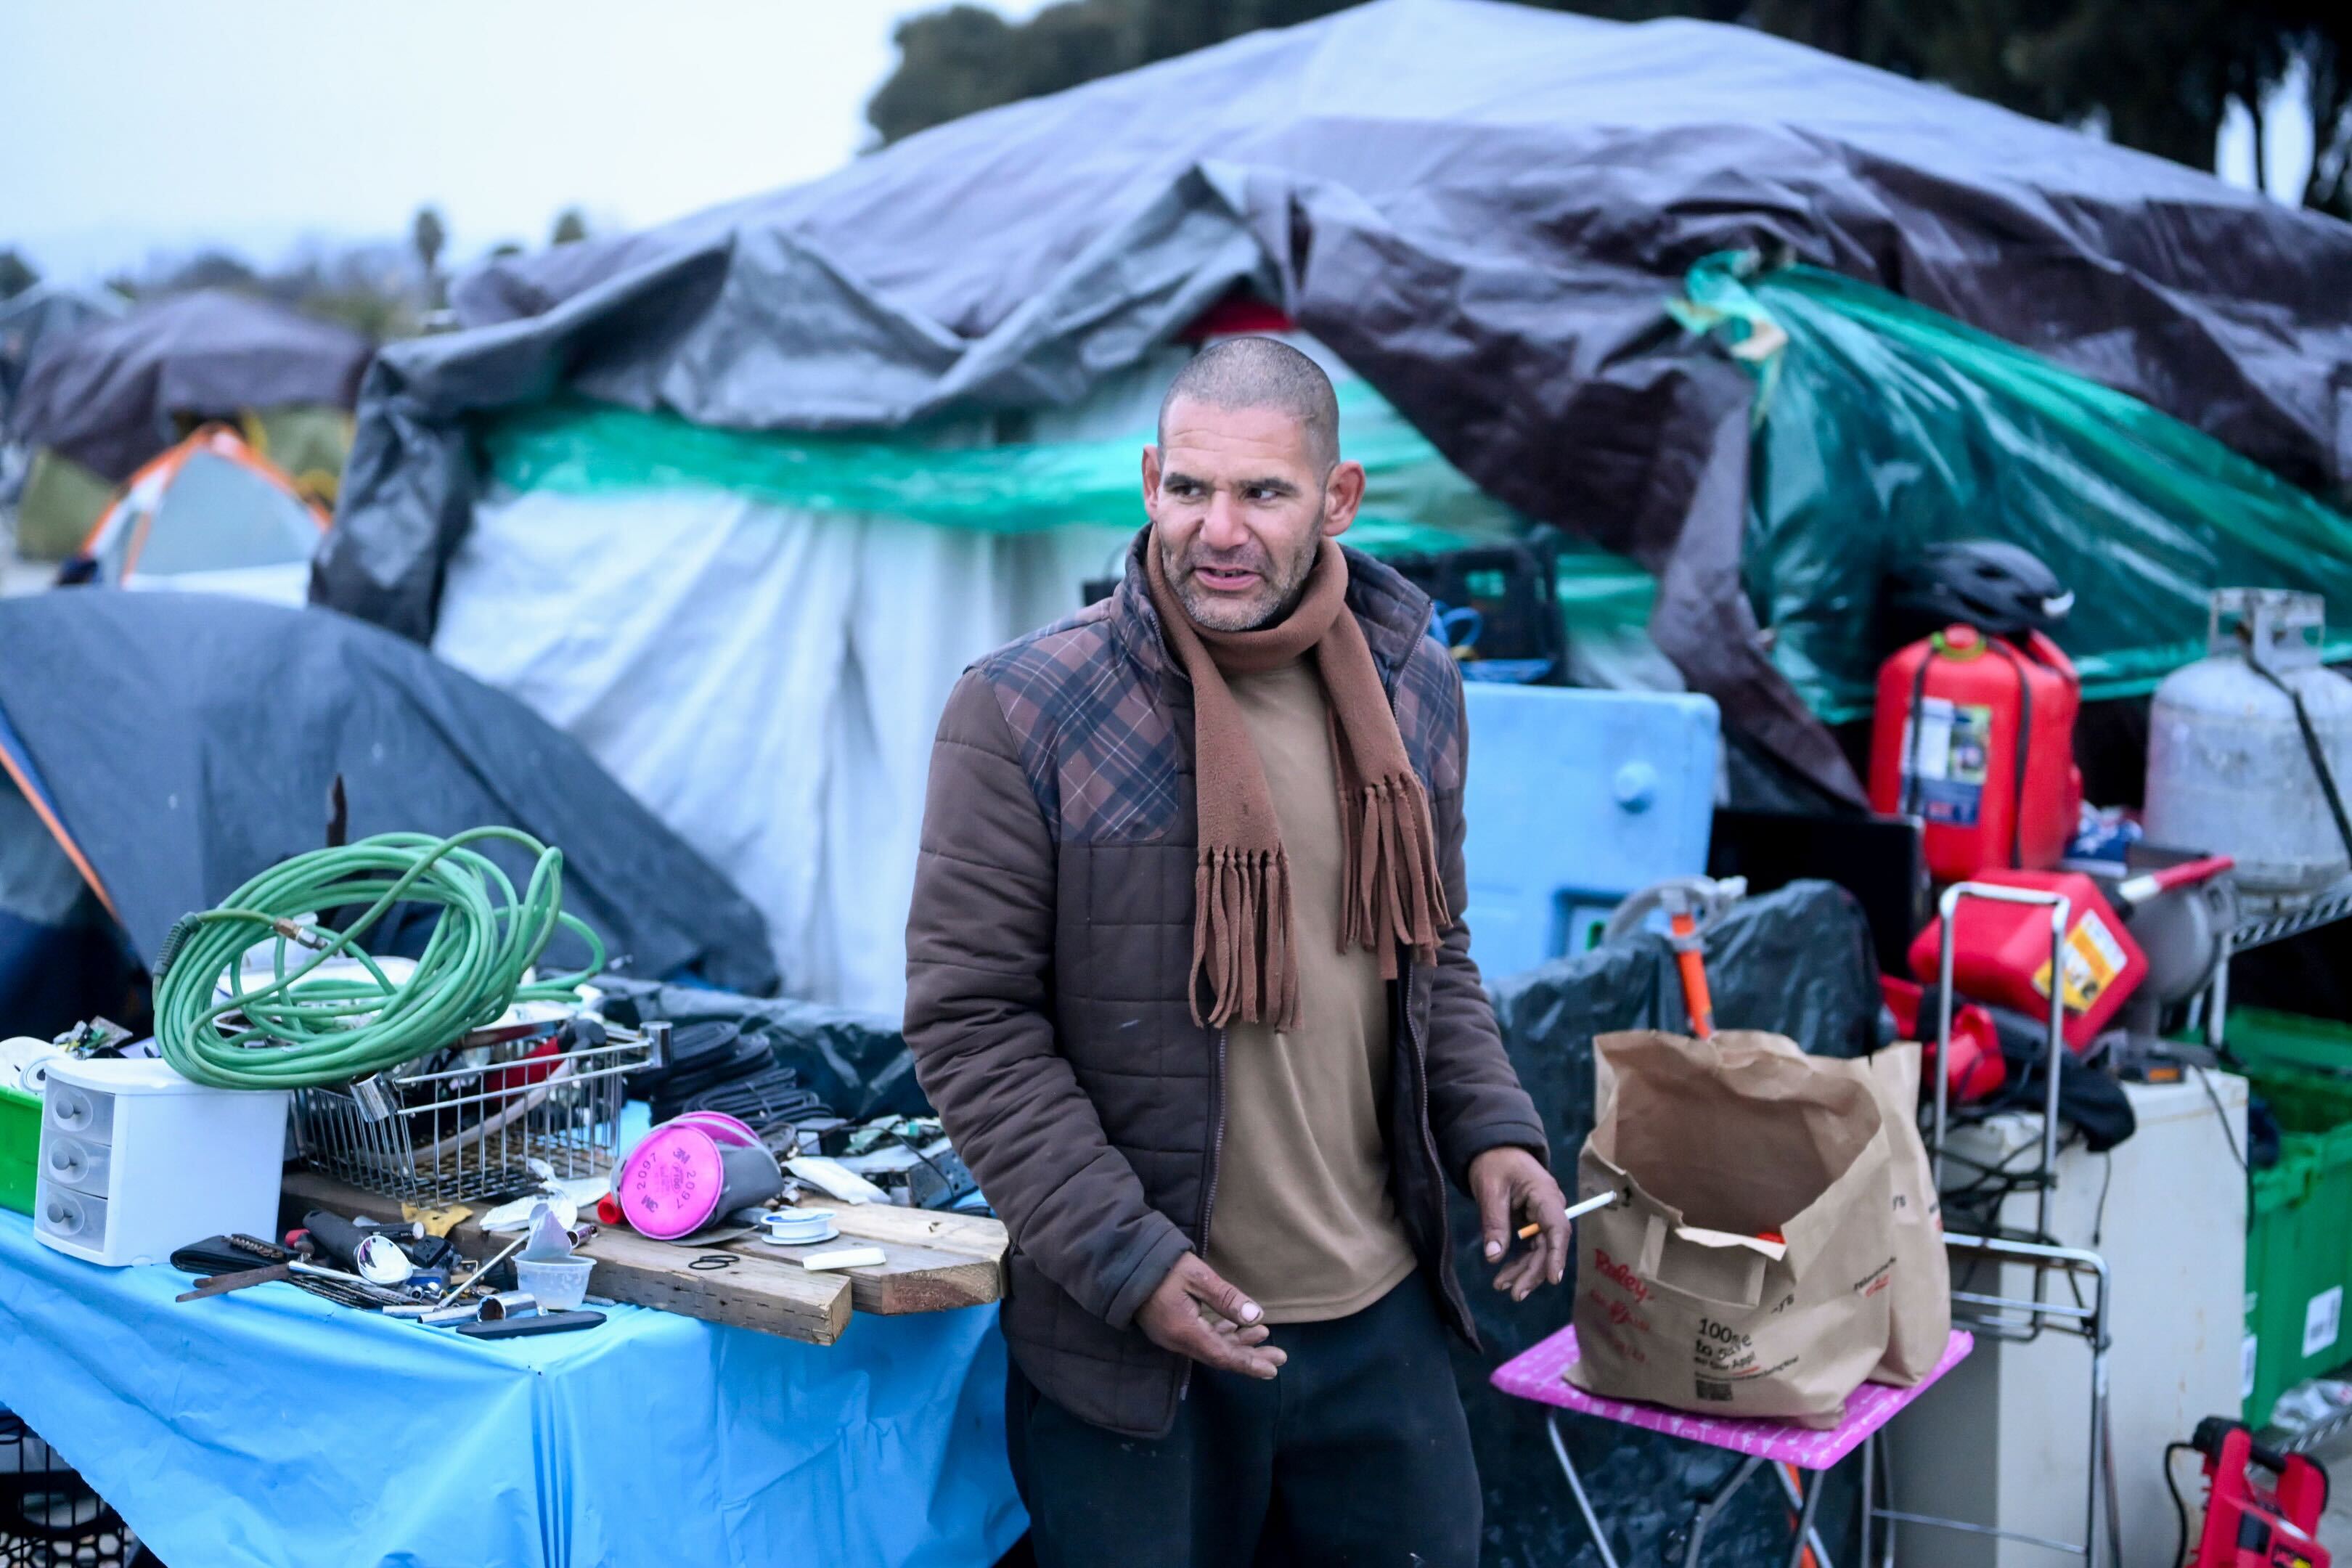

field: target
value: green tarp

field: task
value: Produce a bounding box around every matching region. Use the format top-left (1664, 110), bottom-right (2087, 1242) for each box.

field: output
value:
top-left (1675, 255), bottom-right (2352, 723)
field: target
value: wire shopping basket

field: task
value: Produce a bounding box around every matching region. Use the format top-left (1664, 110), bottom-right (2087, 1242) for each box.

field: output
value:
top-left (291, 1017), bottom-right (666, 1205)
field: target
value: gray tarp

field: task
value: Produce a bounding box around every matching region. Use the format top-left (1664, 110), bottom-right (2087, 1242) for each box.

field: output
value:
top-left (311, 0), bottom-right (2352, 801)
top-left (11, 290), bottom-right (370, 482)
top-left (0, 589), bottom-right (777, 995)
top-left (0, 285), bottom-right (126, 430)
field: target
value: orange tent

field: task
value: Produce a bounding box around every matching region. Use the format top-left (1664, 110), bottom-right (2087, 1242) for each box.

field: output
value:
top-left (73, 425), bottom-right (327, 603)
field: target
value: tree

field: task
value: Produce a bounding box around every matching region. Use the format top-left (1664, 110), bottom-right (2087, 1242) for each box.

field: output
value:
top-left (411, 205), bottom-right (449, 307)
top-left (158, 249), bottom-right (262, 294)
top-left (864, 0), bottom-right (2351, 216)
top-left (550, 208), bottom-right (590, 246)
top-left (0, 250), bottom-right (37, 301)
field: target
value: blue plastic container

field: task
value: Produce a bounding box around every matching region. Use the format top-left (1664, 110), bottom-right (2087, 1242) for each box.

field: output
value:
top-left (1459, 683), bottom-right (1720, 979)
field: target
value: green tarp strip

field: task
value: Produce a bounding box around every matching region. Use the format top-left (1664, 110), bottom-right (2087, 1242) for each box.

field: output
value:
top-left (478, 381), bottom-right (1515, 554)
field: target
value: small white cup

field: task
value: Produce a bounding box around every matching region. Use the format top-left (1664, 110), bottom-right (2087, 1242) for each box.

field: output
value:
top-left (514, 1257), bottom-right (595, 1312)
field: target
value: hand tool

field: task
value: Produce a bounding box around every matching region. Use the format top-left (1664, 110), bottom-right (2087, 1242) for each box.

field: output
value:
top-left (457, 1310), bottom-right (605, 1339)
top-left (420, 1299), bottom-right (488, 1326)
top-left (2177, 1416), bottom-right (2330, 1568)
top-left (286, 1258), bottom-right (422, 1307)
top-left (444, 1232), bottom-right (531, 1304)
top-left (177, 1262), bottom-right (295, 1302)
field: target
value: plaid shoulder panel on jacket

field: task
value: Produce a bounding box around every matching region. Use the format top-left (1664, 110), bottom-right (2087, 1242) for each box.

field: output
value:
top-left (968, 603), bottom-right (1183, 846)
top-left (1390, 631), bottom-right (1468, 799)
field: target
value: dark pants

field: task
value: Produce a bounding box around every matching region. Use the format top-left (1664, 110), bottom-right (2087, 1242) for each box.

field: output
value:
top-left (1006, 1274), bottom-right (1481, 1568)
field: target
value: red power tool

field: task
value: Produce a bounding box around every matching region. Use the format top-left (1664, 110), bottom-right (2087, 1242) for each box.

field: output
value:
top-left (2184, 1417), bottom-right (2330, 1568)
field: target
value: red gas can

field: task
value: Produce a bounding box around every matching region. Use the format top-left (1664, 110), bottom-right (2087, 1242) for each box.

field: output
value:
top-left (1906, 870), bottom-right (2147, 1053)
top-left (1869, 625), bottom-right (2083, 883)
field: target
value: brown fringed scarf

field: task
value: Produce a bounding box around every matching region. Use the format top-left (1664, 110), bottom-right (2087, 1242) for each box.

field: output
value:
top-left (1147, 538), bottom-right (1451, 1030)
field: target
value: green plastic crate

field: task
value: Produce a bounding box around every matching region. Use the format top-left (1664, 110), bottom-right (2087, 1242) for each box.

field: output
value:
top-left (0, 1082), bottom-right (37, 1216)
top-left (2245, 1132), bottom-right (2352, 1424)
top-left (2228, 1008), bottom-right (2352, 1077)
top-left (2229, 1009), bottom-right (2352, 1424)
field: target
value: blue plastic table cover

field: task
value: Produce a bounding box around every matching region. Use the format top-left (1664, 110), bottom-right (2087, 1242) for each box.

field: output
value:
top-left (0, 1210), bottom-right (1024, 1567)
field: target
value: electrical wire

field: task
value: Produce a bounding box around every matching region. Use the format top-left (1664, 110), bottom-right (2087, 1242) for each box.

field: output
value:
top-left (2193, 1065), bottom-right (2250, 1173)
top-left (154, 828), bottom-right (603, 1090)
top-left (2163, 1441), bottom-right (2194, 1568)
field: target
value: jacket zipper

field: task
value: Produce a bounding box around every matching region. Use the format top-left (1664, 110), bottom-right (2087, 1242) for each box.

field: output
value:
top-left (1177, 1024), bottom-right (1230, 1403)
top-left (1402, 960), bottom-right (1468, 1326)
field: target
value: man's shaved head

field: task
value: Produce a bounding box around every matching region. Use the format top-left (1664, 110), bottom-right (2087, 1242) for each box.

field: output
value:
top-left (1156, 336), bottom-right (1340, 474)
top-left (1144, 335), bottom-right (1364, 631)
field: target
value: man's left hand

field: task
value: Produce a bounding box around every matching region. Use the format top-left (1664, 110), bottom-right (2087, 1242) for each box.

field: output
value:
top-left (1469, 1147), bottom-right (1569, 1302)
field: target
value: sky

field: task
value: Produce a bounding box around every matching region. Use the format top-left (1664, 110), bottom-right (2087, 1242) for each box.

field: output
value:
top-left (0, 0), bottom-right (1045, 283)
top-left (0, 0), bottom-right (2320, 287)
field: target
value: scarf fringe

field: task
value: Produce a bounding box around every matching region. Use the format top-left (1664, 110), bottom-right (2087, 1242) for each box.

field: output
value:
top-left (1189, 846), bottom-right (1299, 1029)
top-left (1341, 772), bottom-right (1450, 979)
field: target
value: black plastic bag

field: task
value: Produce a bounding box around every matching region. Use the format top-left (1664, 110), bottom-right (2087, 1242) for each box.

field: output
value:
top-left (597, 979), bottom-right (929, 1123)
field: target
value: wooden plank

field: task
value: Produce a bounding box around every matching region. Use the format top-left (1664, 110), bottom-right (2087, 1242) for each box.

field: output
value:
top-left (824, 1203), bottom-right (1009, 1262)
top-left (733, 1231), bottom-right (999, 1315)
top-left (718, 1200), bottom-right (1007, 1315)
top-left (579, 1225), bottom-right (851, 1344)
top-left (279, 1168), bottom-right (852, 1345)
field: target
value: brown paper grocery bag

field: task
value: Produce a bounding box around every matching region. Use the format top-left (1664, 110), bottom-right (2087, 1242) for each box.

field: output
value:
top-left (1706, 1034), bottom-right (1949, 1384)
top-left (1861, 1042), bottom-right (1951, 1385)
top-left (1569, 1029), bottom-right (1895, 1427)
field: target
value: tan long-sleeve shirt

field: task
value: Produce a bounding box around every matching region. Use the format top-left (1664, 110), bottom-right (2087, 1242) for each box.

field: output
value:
top-left (1204, 657), bottom-right (1420, 1322)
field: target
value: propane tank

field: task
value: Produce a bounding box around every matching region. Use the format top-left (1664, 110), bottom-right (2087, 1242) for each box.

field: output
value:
top-left (1869, 624), bottom-right (2083, 883)
top-left (2145, 590), bottom-right (2352, 894)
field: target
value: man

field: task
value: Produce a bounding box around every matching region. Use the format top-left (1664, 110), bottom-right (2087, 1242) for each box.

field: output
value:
top-left (905, 337), bottom-right (1569, 1567)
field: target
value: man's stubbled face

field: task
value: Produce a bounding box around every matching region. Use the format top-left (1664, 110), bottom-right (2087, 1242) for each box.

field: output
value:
top-left (1146, 396), bottom-right (1344, 632)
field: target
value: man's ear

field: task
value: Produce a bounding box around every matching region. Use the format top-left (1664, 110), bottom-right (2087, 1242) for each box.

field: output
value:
top-left (1321, 460), bottom-right (1367, 538)
top-left (1140, 444), bottom-right (1163, 523)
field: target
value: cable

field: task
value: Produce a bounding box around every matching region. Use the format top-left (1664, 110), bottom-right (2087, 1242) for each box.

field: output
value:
top-left (2163, 1442), bottom-right (2194, 1568)
top-left (2193, 1066), bottom-right (2250, 1173)
top-left (154, 828), bottom-right (603, 1090)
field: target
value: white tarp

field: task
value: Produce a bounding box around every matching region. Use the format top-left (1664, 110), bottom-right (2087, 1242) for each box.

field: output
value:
top-left (434, 488), bottom-right (1127, 1013)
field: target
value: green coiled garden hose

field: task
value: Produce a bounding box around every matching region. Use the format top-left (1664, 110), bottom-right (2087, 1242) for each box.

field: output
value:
top-left (154, 828), bottom-right (605, 1090)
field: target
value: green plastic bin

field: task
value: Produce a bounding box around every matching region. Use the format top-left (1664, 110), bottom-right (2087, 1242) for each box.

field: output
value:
top-left (2227, 1009), bottom-right (2352, 1424)
top-left (2228, 1008), bottom-right (2352, 1077)
top-left (2245, 1132), bottom-right (2352, 1424)
top-left (0, 1082), bottom-right (38, 1216)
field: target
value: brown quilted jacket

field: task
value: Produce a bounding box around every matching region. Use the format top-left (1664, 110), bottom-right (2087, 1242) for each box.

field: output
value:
top-left (904, 534), bottom-right (1548, 1437)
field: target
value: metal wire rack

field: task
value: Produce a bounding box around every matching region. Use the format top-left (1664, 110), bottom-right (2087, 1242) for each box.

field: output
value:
top-left (0, 1410), bottom-right (144, 1568)
top-left (290, 1018), bottom-right (666, 1205)
top-left (1901, 882), bottom-right (2121, 1568)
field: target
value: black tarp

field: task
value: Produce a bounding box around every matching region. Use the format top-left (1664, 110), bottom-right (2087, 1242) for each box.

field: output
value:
top-left (9, 290), bottom-right (370, 483)
top-left (595, 978), bottom-right (931, 1123)
top-left (0, 590), bottom-right (777, 997)
top-left (311, 0), bottom-right (2352, 802)
top-left (1452, 878), bottom-right (1882, 1567)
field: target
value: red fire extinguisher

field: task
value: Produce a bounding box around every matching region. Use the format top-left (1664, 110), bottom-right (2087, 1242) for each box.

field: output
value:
top-left (1869, 624), bottom-right (2083, 883)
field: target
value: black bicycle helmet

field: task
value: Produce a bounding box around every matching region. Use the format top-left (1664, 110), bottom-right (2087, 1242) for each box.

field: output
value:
top-left (1886, 540), bottom-right (2074, 641)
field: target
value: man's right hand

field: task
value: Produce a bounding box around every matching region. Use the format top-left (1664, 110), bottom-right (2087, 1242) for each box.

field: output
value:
top-left (1135, 1252), bottom-right (1287, 1380)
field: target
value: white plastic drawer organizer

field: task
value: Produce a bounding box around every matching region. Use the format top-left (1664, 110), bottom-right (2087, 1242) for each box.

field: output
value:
top-left (35, 1056), bottom-right (289, 1267)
